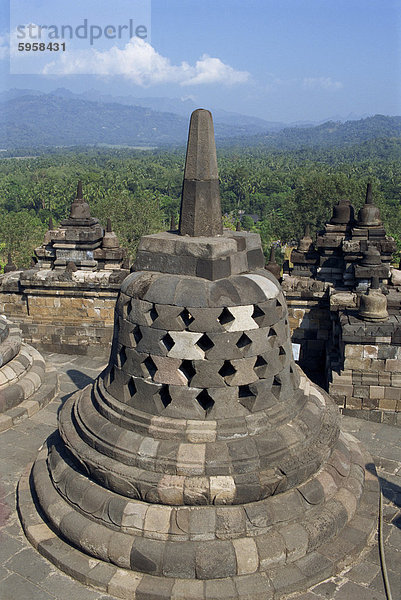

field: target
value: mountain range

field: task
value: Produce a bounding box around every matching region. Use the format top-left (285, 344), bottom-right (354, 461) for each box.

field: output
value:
top-left (0, 88), bottom-right (399, 150)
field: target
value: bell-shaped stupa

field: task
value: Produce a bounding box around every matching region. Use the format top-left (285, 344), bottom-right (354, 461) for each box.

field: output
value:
top-left (19, 109), bottom-right (378, 599)
top-left (357, 182), bottom-right (382, 227)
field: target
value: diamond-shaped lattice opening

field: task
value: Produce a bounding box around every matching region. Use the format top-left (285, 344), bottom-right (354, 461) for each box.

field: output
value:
top-left (267, 327), bottom-right (277, 339)
top-left (279, 346), bottom-right (286, 356)
top-left (128, 378), bottom-right (137, 397)
top-left (218, 360), bottom-right (236, 379)
top-left (272, 375), bottom-right (282, 398)
top-left (148, 305), bottom-right (159, 324)
top-left (252, 305), bottom-right (265, 326)
top-left (196, 333), bottom-right (214, 352)
top-left (196, 389), bottom-right (215, 415)
top-left (238, 385), bottom-right (257, 411)
top-left (236, 333), bottom-right (252, 349)
top-left (109, 367), bottom-right (115, 385)
top-left (218, 307), bottom-right (235, 327)
top-left (144, 356), bottom-right (157, 378)
top-left (133, 326), bottom-right (143, 345)
top-left (118, 347), bottom-right (127, 368)
top-left (289, 365), bottom-right (294, 374)
top-left (255, 356), bottom-right (267, 368)
top-left (179, 308), bottom-right (194, 327)
top-left (162, 333), bottom-right (175, 352)
top-left (254, 355), bottom-right (268, 377)
top-left (160, 385), bottom-right (172, 408)
top-left (179, 360), bottom-right (196, 382)
top-left (275, 298), bottom-right (282, 307)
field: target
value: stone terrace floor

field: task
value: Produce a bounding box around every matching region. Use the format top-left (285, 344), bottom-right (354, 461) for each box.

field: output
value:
top-left (0, 353), bottom-right (400, 600)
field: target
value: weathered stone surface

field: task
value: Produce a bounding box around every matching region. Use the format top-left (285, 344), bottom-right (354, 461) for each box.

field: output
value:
top-left (0, 316), bottom-right (57, 430)
top-left (179, 109), bottom-right (223, 237)
top-left (18, 108), bottom-right (380, 600)
top-left (195, 540), bottom-right (236, 579)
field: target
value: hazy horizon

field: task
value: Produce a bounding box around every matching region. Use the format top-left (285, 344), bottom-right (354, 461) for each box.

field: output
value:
top-left (0, 0), bottom-right (400, 122)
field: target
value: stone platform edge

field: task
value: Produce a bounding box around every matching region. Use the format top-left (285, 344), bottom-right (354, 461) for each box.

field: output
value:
top-left (18, 449), bottom-right (379, 600)
top-left (0, 366), bottom-right (58, 433)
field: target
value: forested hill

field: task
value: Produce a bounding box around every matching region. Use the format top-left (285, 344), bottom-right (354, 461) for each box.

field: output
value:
top-left (0, 93), bottom-right (400, 150)
top-left (0, 95), bottom-right (196, 148)
top-left (0, 95), bottom-right (273, 149)
top-left (219, 115), bottom-right (401, 149)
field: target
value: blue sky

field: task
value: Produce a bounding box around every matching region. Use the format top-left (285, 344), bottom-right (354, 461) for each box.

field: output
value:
top-left (0, 0), bottom-right (400, 122)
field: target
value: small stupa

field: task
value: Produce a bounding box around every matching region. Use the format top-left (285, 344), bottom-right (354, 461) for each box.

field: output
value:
top-left (265, 245), bottom-right (281, 280)
top-left (34, 182), bottom-right (128, 271)
top-left (19, 109), bottom-right (379, 599)
top-left (358, 276), bottom-right (389, 322)
top-left (357, 183), bottom-right (381, 227)
top-left (3, 253), bottom-right (17, 274)
top-left (291, 225), bottom-right (318, 278)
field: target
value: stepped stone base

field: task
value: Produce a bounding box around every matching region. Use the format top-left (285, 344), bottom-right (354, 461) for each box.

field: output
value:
top-left (0, 363), bottom-right (58, 432)
top-left (18, 423), bottom-right (378, 599)
top-left (0, 316), bottom-right (58, 432)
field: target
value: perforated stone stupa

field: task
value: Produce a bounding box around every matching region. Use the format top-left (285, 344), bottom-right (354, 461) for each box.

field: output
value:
top-left (0, 313), bottom-right (57, 432)
top-left (19, 109), bottom-right (379, 599)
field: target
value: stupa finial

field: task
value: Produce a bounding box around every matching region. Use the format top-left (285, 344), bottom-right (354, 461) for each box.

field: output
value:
top-left (77, 180), bottom-right (83, 200)
top-left (179, 109), bottom-right (223, 237)
top-left (106, 218), bottom-right (112, 233)
top-left (371, 275), bottom-right (380, 289)
top-left (365, 182), bottom-right (373, 204)
top-left (48, 216), bottom-right (54, 230)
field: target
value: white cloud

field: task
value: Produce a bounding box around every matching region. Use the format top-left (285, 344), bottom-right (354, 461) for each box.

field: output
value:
top-left (302, 77), bottom-right (343, 91)
top-left (181, 55), bottom-right (249, 86)
top-left (42, 38), bottom-right (250, 87)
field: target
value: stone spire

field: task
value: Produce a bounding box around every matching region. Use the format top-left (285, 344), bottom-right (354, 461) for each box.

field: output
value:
top-left (179, 109), bottom-right (223, 237)
top-left (366, 181), bottom-right (373, 204)
top-left (48, 216), bottom-right (54, 230)
top-left (170, 214), bottom-right (176, 231)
